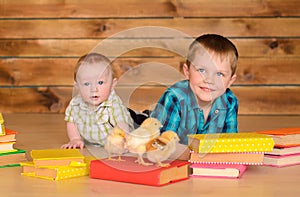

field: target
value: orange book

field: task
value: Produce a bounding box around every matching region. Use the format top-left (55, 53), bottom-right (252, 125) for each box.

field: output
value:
top-left (90, 156), bottom-right (189, 186)
top-left (0, 129), bottom-right (17, 143)
top-left (189, 151), bottom-right (264, 165)
top-left (257, 128), bottom-right (300, 147)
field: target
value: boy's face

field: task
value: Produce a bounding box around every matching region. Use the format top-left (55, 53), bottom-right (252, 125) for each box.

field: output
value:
top-left (75, 63), bottom-right (116, 108)
top-left (183, 50), bottom-right (236, 107)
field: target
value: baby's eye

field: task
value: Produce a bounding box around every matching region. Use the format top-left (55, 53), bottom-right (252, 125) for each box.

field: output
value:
top-left (83, 82), bottom-right (90, 86)
top-left (216, 72), bottom-right (225, 77)
top-left (98, 81), bottom-right (104, 85)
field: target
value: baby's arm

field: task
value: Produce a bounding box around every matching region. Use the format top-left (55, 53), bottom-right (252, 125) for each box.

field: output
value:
top-left (61, 122), bottom-right (84, 149)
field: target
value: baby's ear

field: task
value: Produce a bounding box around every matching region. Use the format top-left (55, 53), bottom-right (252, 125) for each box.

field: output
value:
top-left (112, 78), bottom-right (118, 88)
top-left (74, 81), bottom-right (78, 88)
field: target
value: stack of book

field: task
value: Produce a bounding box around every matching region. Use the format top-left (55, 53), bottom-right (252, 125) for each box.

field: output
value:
top-left (0, 113), bottom-right (27, 168)
top-left (257, 128), bottom-right (300, 167)
top-left (188, 133), bottom-right (274, 178)
top-left (21, 149), bottom-right (91, 180)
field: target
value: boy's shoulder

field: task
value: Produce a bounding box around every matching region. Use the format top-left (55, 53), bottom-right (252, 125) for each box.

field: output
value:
top-left (223, 88), bottom-right (238, 105)
top-left (165, 80), bottom-right (190, 100)
top-left (168, 80), bottom-right (189, 93)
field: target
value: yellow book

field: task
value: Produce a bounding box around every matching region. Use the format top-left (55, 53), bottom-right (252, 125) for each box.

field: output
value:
top-left (31, 149), bottom-right (85, 167)
top-left (188, 133), bottom-right (274, 153)
top-left (0, 113), bottom-right (5, 136)
top-left (21, 161), bottom-right (89, 181)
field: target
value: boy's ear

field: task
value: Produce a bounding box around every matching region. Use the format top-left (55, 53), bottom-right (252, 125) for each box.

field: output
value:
top-left (182, 63), bottom-right (190, 79)
top-left (228, 74), bottom-right (237, 87)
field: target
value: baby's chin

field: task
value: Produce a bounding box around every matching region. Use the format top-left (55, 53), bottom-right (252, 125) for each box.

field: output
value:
top-left (86, 100), bottom-right (103, 108)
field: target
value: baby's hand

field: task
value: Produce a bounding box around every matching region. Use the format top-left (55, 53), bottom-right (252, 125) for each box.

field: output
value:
top-left (61, 139), bottom-right (84, 149)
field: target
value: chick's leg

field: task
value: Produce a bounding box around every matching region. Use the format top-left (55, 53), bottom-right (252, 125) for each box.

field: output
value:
top-left (107, 153), bottom-right (117, 161)
top-left (117, 155), bottom-right (125, 161)
top-left (156, 161), bottom-right (170, 168)
top-left (135, 154), bottom-right (153, 166)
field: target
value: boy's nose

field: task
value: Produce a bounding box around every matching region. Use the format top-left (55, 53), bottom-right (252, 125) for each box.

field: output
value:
top-left (203, 74), bottom-right (214, 84)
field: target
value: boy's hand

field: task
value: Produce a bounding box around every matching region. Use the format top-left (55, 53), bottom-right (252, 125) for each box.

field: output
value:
top-left (61, 139), bottom-right (84, 149)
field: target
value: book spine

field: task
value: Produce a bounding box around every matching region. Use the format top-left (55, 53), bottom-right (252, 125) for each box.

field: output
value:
top-left (188, 160), bottom-right (262, 165)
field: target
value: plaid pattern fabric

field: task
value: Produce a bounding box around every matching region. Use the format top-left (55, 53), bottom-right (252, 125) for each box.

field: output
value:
top-left (65, 90), bottom-right (133, 146)
top-left (151, 80), bottom-right (238, 145)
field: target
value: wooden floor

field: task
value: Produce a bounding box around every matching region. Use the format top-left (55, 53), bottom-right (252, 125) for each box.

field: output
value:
top-left (1, 113), bottom-right (300, 197)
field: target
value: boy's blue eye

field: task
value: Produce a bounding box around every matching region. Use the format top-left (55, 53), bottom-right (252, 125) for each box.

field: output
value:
top-left (98, 81), bottom-right (104, 85)
top-left (83, 82), bottom-right (90, 86)
top-left (197, 68), bottom-right (206, 73)
top-left (217, 72), bottom-right (224, 77)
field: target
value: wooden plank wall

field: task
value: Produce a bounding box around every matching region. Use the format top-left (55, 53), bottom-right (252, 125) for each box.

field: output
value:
top-left (0, 0), bottom-right (300, 115)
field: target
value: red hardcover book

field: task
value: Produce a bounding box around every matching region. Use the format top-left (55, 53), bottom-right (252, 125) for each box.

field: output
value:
top-left (90, 156), bottom-right (189, 186)
top-left (190, 163), bottom-right (247, 179)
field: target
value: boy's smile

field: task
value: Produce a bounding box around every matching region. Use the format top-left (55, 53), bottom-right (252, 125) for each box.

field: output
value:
top-left (200, 86), bottom-right (215, 92)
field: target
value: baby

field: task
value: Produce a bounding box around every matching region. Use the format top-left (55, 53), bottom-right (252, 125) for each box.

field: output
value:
top-left (61, 53), bottom-right (133, 149)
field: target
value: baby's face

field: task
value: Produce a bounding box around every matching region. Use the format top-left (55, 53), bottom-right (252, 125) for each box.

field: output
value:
top-left (184, 50), bottom-right (236, 106)
top-left (76, 63), bottom-right (116, 108)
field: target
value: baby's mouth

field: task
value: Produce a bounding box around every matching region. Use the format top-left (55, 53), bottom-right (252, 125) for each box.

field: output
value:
top-left (91, 95), bottom-right (99, 99)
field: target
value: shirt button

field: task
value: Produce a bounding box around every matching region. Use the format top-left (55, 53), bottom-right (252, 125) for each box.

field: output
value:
top-left (214, 110), bottom-right (219, 114)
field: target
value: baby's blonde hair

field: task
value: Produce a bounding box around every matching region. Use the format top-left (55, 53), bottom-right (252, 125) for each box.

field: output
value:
top-left (74, 53), bottom-right (114, 81)
top-left (186, 34), bottom-right (239, 76)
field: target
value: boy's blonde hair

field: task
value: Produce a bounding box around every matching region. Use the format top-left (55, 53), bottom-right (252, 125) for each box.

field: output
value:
top-left (186, 34), bottom-right (239, 76)
top-left (74, 53), bottom-right (114, 81)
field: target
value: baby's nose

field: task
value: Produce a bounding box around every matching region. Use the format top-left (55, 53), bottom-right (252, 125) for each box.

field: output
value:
top-left (90, 84), bottom-right (98, 91)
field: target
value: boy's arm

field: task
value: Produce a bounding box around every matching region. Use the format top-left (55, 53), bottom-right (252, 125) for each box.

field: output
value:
top-left (151, 91), bottom-right (181, 132)
top-left (224, 97), bottom-right (238, 133)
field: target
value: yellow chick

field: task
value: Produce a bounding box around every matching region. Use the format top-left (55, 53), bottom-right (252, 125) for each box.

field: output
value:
top-left (104, 126), bottom-right (127, 161)
top-left (126, 118), bottom-right (162, 166)
top-left (146, 131), bottom-right (180, 167)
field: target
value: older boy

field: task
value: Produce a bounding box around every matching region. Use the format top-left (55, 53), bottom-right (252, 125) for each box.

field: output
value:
top-left (151, 34), bottom-right (239, 145)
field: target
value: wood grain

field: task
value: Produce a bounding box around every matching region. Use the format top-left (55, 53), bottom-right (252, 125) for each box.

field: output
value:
top-left (1, 18), bottom-right (299, 38)
top-left (0, 86), bottom-right (299, 115)
top-left (1, 38), bottom-right (299, 57)
top-left (1, 0), bottom-right (299, 18)
top-left (1, 57), bottom-right (299, 86)
top-left (0, 0), bottom-right (299, 115)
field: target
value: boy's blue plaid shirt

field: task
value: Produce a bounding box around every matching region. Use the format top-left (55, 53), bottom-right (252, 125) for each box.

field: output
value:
top-left (151, 80), bottom-right (238, 145)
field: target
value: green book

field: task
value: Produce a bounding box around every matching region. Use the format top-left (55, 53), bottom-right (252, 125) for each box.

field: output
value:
top-left (0, 149), bottom-right (27, 168)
